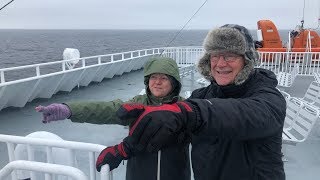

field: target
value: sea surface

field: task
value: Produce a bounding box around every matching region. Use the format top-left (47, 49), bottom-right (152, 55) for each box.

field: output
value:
top-left (0, 29), bottom-right (290, 81)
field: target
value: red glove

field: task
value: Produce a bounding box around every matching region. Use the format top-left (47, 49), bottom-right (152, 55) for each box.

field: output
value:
top-left (96, 142), bottom-right (129, 172)
top-left (123, 101), bottom-right (201, 152)
top-left (116, 103), bottom-right (146, 126)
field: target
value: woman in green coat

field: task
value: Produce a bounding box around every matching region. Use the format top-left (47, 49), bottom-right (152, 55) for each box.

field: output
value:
top-left (36, 57), bottom-right (191, 180)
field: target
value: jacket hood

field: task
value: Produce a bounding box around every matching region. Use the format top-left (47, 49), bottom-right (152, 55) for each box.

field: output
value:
top-left (143, 57), bottom-right (182, 103)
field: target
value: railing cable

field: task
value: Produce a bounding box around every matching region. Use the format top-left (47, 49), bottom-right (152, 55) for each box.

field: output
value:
top-left (0, 0), bottom-right (15, 12)
top-left (160, 0), bottom-right (208, 55)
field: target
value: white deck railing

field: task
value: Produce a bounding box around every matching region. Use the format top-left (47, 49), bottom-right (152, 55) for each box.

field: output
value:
top-left (0, 160), bottom-right (90, 180)
top-left (258, 51), bottom-right (320, 75)
top-left (0, 133), bottom-right (111, 180)
top-left (0, 47), bottom-right (202, 111)
top-left (2, 46), bottom-right (320, 110)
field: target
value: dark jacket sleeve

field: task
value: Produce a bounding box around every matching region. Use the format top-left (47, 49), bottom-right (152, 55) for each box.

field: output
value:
top-left (188, 86), bottom-right (286, 140)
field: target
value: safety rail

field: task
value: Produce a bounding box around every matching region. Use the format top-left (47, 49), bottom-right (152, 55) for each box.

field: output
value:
top-left (0, 133), bottom-right (110, 180)
top-left (2, 48), bottom-right (320, 84)
top-left (179, 64), bottom-right (196, 78)
top-left (258, 51), bottom-right (320, 75)
top-left (2, 46), bottom-right (320, 111)
top-left (161, 46), bottom-right (203, 65)
top-left (0, 48), bottom-right (162, 84)
top-left (0, 160), bottom-right (90, 180)
top-left (0, 47), bottom-right (203, 85)
top-left (0, 46), bottom-right (204, 111)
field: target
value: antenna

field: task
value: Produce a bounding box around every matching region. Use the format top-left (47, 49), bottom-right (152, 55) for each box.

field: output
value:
top-left (301, 0), bottom-right (306, 29)
top-left (317, 0), bottom-right (320, 29)
top-left (310, 0), bottom-right (320, 30)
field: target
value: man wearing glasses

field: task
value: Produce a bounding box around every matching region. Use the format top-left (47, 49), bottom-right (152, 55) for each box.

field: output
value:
top-left (102, 24), bottom-right (286, 180)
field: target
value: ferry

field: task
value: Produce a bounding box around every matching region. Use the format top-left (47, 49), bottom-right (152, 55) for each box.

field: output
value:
top-left (0, 1), bottom-right (319, 177)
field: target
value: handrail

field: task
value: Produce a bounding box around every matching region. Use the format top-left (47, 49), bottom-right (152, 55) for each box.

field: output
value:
top-left (0, 134), bottom-right (109, 180)
top-left (0, 46), bottom-right (203, 84)
top-left (0, 46), bottom-right (202, 72)
top-left (0, 160), bottom-right (89, 180)
top-left (0, 47), bottom-right (162, 84)
top-left (0, 134), bottom-right (106, 151)
top-left (3, 46), bottom-right (320, 84)
top-left (2, 46), bottom-right (320, 111)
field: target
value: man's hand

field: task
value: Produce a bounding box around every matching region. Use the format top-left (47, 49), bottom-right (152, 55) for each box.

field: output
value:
top-left (124, 101), bottom-right (200, 152)
top-left (96, 142), bottom-right (129, 172)
top-left (116, 103), bottom-right (145, 123)
top-left (35, 103), bottom-right (71, 123)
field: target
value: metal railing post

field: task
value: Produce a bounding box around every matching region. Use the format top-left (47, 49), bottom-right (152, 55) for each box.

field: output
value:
top-left (0, 70), bottom-right (5, 83)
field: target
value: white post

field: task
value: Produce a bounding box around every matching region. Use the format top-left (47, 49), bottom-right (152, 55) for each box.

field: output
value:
top-left (27, 145), bottom-right (36, 179)
top-left (0, 70), bottom-right (5, 83)
top-left (100, 165), bottom-right (111, 180)
top-left (45, 146), bottom-right (53, 180)
top-left (6, 142), bottom-right (17, 180)
top-left (36, 66), bottom-right (40, 76)
top-left (62, 62), bottom-right (66, 71)
top-left (82, 59), bottom-right (86, 67)
top-left (89, 152), bottom-right (96, 180)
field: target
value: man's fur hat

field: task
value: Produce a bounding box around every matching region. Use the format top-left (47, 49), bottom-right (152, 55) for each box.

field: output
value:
top-left (198, 24), bottom-right (259, 85)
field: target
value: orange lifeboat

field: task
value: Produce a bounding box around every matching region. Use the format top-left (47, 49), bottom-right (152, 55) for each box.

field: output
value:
top-left (256, 19), bottom-right (320, 62)
top-left (289, 29), bottom-right (320, 60)
top-left (256, 20), bottom-right (286, 62)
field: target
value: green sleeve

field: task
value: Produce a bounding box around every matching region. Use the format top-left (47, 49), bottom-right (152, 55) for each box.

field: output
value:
top-left (66, 99), bottom-right (125, 125)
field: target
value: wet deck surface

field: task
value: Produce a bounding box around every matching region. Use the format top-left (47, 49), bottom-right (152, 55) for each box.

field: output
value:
top-left (0, 70), bottom-right (319, 180)
top-left (278, 75), bottom-right (320, 180)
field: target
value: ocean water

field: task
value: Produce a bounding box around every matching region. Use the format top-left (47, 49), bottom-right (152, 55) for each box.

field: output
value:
top-left (0, 29), bottom-right (292, 67)
top-left (0, 29), bottom-right (209, 68)
top-left (0, 29), bottom-right (290, 81)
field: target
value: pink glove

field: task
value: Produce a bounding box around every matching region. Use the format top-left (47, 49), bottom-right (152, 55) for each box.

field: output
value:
top-left (35, 103), bottom-right (71, 123)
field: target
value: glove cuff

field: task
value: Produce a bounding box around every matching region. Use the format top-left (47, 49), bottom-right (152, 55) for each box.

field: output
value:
top-left (183, 101), bottom-right (202, 133)
top-left (62, 103), bottom-right (72, 119)
top-left (117, 142), bottom-right (129, 159)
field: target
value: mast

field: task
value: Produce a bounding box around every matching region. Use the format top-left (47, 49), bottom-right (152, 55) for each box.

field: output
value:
top-left (301, 0), bottom-right (306, 29)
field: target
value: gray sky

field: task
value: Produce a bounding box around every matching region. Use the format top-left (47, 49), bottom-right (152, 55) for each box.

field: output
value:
top-left (0, 0), bottom-right (319, 30)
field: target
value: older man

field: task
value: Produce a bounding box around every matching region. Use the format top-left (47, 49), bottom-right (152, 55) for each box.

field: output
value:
top-left (112, 24), bottom-right (286, 180)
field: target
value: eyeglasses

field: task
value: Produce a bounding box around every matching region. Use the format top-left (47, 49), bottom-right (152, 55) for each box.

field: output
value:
top-left (149, 74), bottom-right (169, 82)
top-left (210, 53), bottom-right (242, 62)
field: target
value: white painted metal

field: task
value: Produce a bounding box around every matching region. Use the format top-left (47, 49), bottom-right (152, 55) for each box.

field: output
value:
top-left (0, 134), bottom-right (110, 180)
top-left (0, 160), bottom-right (88, 180)
top-left (257, 29), bottom-right (263, 41)
top-left (2, 46), bottom-right (320, 111)
top-left (0, 48), bottom-right (163, 111)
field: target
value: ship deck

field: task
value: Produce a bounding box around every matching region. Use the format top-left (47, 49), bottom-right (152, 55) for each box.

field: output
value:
top-left (0, 69), bottom-right (319, 180)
